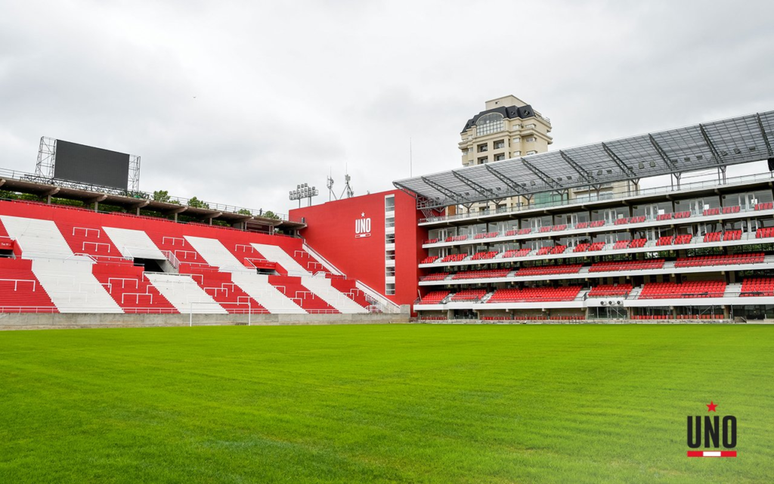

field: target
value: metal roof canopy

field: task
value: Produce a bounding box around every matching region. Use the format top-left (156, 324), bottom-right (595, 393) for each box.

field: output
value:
top-left (394, 111), bottom-right (774, 210)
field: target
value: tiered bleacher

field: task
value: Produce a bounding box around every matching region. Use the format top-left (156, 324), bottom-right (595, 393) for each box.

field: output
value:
top-left (470, 251), bottom-right (498, 261)
top-left (0, 200), bottom-right (374, 315)
top-left (445, 235), bottom-right (468, 242)
top-left (639, 281), bottom-right (726, 299)
top-left (515, 264), bottom-right (583, 276)
top-left (420, 272), bottom-right (450, 282)
top-left (589, 259), bottom-right (665, 272)
top-left (574, 243), bottom-right (590, 253)
top-left (503, 248), bottom-right (531, 258)
top-left (488, 286), bottom-right (582, 302)
top-left (440, 253), bottom-right (467, 263)
top-left (0, 258), bottom-right (56, 313)
top-left (452, 268), bottom-right (511, 280)
top-left (740, 278), bottom-right (774, 297)
top-left (587, 284), bottom-right (633, 297)
top-left (674, 253), bottom-right (764, 267)
top-left (756, 227), bottom-right (774, 238)
top-left (449, 289), bottom-right (487, 301)
top-left (419, 291), bottom-right (450, 303)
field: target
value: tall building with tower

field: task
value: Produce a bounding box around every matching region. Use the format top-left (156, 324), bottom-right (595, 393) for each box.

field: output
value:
top-left (459, 95), bottom-right (553, 167)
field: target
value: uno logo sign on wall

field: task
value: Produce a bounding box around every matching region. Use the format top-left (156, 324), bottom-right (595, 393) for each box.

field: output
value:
top-left (355, 212), bottom-right (371, 238)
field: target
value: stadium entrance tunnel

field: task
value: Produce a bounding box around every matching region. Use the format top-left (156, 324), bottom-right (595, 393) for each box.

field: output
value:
top-left (134, 258), bottom-right (168, 273)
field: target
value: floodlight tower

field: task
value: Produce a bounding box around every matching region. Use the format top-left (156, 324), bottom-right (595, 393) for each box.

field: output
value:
top-left (289, 183), bottom-right (319, 207)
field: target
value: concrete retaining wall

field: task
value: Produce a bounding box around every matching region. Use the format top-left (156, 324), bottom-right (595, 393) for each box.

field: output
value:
top-left (0, 311), bottom-right (411, 331)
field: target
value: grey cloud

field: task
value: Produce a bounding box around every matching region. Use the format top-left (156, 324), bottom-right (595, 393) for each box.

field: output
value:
top-left (1, 0), bottom-right (774, 215)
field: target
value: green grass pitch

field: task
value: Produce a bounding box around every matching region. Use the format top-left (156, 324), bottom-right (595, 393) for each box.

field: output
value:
top-left (1, 324), bottom-right (772, 483)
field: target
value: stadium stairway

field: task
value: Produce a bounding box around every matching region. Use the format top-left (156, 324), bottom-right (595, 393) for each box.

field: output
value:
top-left (31, 258), bottom-right (123, 313)
top-left (295, 275), bottom-right (369, 313)
top-left (180, 236), bottom-right (309, 313)
top-left (103, 226), bottom-right (168, 260)
top-left (229, 272), bottom-right (306, 314)
top-left (0, 215), bottom-right (74, 259)
top-left (724, 283), bottom-right (742, 298)
top-left (143, 273), bottom-right (227, 314)
top-left (268, 274), bottom-right (337, 312)
top-left (180, 264), bottom-right (265, 314)
top-left (184, 236), bottom-right (251, 272)
top-left (252, 243), bottom-right (369, 313)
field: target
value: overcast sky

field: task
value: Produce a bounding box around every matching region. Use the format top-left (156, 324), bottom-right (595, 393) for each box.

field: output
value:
top-left (2, 0), bottom-right (774, 216)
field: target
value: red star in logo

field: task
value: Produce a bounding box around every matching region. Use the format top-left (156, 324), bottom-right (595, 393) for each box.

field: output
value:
top-left (707, 401), bottom-right (718, 412)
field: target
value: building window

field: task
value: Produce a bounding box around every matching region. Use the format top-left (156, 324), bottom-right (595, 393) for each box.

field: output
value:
top-left (512, 151), bottom-right (521, 156)
top-left (526, 150), bottom-right (538, 155)
top-left (525, 123), bottom-right (536, 129)
top-left (512, 137), bottom-right (521, 143)
top-left (526, 137), bottom-right (536, 143)
top-left (478, 156), bottom-right (488, 164)
top-left (476, 113), bottom-right (504, 136)
top-left (385, 196), bottom-right (395, 212)
top-left (477, 143), bottom-right (488, 153)
top-left (493, 140), bottom-right (505, 150)
top-left (494, 153), bottom-right (505, 161)
top-left (385, 283), bottom-right (395, 295)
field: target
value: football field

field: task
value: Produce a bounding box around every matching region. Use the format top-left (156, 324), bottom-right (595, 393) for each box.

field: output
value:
top-left (1, 324), bottom-right (772, 483)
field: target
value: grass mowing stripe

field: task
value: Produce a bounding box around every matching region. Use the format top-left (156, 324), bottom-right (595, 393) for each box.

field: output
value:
top-left (0, 324), bottom-right (772, 483)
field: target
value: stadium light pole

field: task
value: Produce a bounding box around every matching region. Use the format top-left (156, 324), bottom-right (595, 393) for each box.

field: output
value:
top-left (289, 183), bottom-right (319, 207)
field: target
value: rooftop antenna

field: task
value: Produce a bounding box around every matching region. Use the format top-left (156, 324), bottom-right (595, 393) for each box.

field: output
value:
top-left (340, 174), bottom-right (354, 199)
top-left (326, 168), bottom-right (336, 201)
top-left (340, 166), bottom-right (354, 199)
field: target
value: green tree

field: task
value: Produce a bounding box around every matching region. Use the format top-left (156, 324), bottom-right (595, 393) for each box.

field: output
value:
top-left (236, 208), bottom-right (253, 216)
top-left (187, 197), bottom-right (210, 209)
top-left (262, 210), bottom-right (280, 220)
top-left (152, 190), bottom-right (171, 203)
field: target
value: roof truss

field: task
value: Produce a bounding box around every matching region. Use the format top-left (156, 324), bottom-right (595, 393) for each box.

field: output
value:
top-left (393, 110), bottom-right (774, 209)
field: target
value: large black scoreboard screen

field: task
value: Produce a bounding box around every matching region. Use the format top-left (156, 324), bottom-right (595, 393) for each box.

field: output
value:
top-left (54, 140), bottom-right (130, 190)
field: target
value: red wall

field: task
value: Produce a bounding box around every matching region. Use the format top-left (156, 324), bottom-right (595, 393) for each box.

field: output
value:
top-left (291, 190), bottom-right (426, 307)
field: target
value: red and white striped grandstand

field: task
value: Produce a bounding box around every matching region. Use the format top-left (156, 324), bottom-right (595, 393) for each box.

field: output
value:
top-left (0, 201), bottom-right (397, 316)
